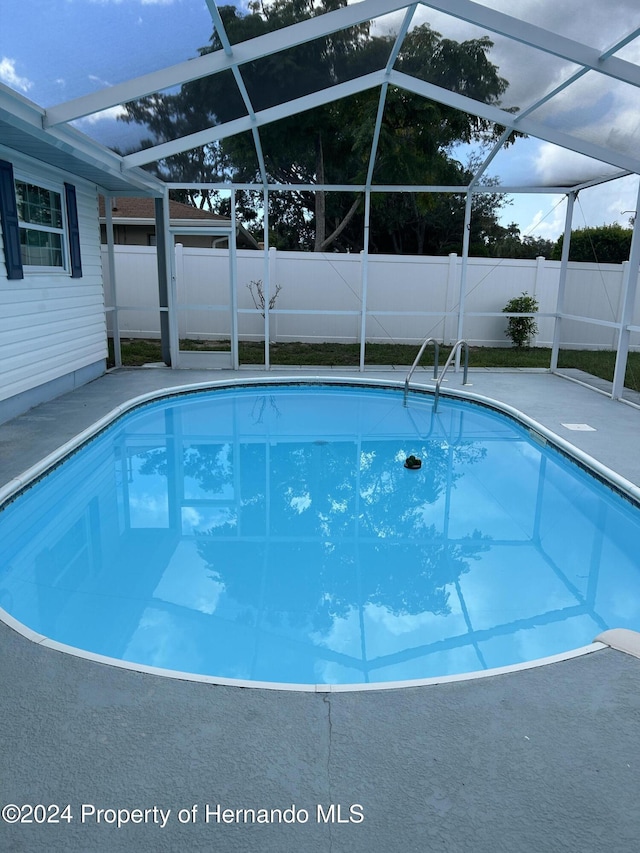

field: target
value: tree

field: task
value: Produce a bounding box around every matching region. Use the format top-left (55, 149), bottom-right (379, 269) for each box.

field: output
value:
top-left (487, 222), bottom-right (554, 259)
top-left (551, 224), bottom-right (632, 263)
top-left (121, 0), bottom-right (516, 253)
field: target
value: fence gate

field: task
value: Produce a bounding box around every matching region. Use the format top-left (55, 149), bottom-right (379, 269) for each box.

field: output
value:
top-left (170, 224), bottom-right (238, 368)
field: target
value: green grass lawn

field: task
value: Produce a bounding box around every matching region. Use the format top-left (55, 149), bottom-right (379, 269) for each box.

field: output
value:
top-left (108, 338), bottom-right (640, 393)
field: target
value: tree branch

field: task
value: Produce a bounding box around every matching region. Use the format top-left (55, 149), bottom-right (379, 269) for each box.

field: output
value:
top-left (319, 195), bottom-right (361, 252)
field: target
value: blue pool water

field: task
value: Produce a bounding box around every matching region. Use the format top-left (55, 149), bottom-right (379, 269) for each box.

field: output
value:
top-left (1, 383), bottom-right (639, 686)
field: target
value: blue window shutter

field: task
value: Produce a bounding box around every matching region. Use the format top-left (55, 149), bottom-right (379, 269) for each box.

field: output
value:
top-left (64, 183), bottom-right (82, 278)
top-left (0, 159), bottom-right (24, 280)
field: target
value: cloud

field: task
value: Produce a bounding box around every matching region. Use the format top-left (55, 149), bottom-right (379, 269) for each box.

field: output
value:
top-left (533, 143), bottom-right (625, 187)
top-left (522, 198), bottom-right (566, 240)
top-left (89, 73), bottom-right (110, 86)
top-left (75, 104), bottom-right (127, 125)
top-left (525, 69), bottom-right (640, 163)
top-left (379, 1), bottom-right (639, 132)
top-left (0, 57), bottom-right (33, 93)
top-left (529, 142), bottom-right (637, 230)
top-left (519, 170), bottom-right (640, 238)
top-left (571, 175), bottom-right (640, 229)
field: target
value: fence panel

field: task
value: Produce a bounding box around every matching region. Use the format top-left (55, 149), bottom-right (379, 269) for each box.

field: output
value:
top-left (269, 251), bottom-right (362, 343)
top-left (102, 245), bottom-right (640, 350)
top-left (177, 245), bottom-right (231, 340)
top-left (103, 245), bottom-right (160, 338)
top-left (366, 254), bottom-right (451, 343)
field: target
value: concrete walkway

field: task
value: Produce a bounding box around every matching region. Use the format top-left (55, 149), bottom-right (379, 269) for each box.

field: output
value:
top-left (1, 367), bottom-right (640, 853)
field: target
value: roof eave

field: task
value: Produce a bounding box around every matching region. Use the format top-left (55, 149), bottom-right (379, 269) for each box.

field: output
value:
top-left (0, 83), bottom-right (164, 197)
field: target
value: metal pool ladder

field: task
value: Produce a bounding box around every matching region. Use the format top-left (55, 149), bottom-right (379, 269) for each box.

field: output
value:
top-left (404, 338), bottom-right (471, 412)
top-left (403, 337), bottom-right (439, 405)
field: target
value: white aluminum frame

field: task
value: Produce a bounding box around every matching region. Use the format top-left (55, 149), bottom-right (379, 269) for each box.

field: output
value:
top-left (2, 0), bottom-right (639, 396)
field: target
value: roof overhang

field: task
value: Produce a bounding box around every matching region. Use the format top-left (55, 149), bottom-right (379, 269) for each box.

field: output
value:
top-left (0, 84), bottom-right (164, 197)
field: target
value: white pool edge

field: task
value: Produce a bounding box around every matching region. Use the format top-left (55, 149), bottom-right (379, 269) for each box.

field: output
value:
top-left (0, 603), bottom-right (611, 691)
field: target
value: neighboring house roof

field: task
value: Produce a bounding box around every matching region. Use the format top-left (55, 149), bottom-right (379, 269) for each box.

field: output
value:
top-left (98, 196), bottom-right (260, 248)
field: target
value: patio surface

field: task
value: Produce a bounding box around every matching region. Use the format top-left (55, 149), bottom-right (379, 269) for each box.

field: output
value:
top-left (1, 365), bottom-right (640, 853)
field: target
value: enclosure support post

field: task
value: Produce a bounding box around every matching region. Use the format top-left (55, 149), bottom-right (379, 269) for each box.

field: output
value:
top-left (532, 255), bottom-right (545, 347)
top-left (155, 194), bottom-right (175, 366)
top-left (612, 181), bottom-right (640, 399)
top-left (550, 192), bottom-right (575, 372)
top-left (104, 197), bottom-right (121, 368)
top-left (269, 246), bottom-right (278, 345)
top-left (263, 186), bottom-right (270, 370)
top-left (230, 189), bottom-right (239, 370)
top-left (359, 190), bottom-right (371, 372)
top-left (445, 252), bottom-right (458, 343)
top-left (455, 191), bottom-right (473, 371)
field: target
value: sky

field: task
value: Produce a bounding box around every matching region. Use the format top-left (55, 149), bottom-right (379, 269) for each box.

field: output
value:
top-left (1, 0), bottom-right (639, 242)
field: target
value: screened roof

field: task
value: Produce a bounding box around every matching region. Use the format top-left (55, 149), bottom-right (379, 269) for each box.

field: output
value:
top-left (1, 0), bottom-right (639, 198)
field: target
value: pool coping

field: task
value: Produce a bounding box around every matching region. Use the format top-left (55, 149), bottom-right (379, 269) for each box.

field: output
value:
top-left (1, 372), bottom-right (638, 692)
top-left (0, 601), bottom-right (609, 691)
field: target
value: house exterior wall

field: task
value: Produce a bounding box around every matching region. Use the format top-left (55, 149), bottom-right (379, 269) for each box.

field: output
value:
top-left (0, 148), bottom-right (107, 423)
top-left (99, 224), bottom-right (227, 248)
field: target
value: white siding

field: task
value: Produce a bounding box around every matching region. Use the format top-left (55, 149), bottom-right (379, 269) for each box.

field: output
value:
top-left (0, 151), bottom-right (106, 405)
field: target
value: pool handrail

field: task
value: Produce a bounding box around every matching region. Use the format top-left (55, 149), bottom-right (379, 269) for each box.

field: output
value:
top-left (403, 337), bottom-right (440, 405)
top-left (433, 339), bottom-right (470, 413)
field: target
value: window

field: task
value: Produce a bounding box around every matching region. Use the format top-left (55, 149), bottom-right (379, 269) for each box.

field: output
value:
top-left (0, 159), bottom-right (82, 280)
top-left (15, 180), bottom-right (65, 268)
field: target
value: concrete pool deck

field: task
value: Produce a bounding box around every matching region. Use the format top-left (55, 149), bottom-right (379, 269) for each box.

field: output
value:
top-left (1, 366), bottom-right (640, 852)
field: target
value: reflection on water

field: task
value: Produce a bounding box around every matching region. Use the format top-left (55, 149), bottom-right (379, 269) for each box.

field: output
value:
top-left (1, 386), bottom-right (639, 684)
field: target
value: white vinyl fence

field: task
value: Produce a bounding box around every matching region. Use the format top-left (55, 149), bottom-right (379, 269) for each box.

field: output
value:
top-left (102, 244), bottom-right (640, 350)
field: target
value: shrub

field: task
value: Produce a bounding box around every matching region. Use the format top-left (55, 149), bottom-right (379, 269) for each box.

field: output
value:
top-left (503, 292), bottom-right (539, 348)
top-left (247, 279), bottom-right (282, 317)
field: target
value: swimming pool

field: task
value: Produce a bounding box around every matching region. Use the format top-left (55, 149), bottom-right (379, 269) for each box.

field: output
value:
top-left (1, 380), bottom-right (639, 689)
